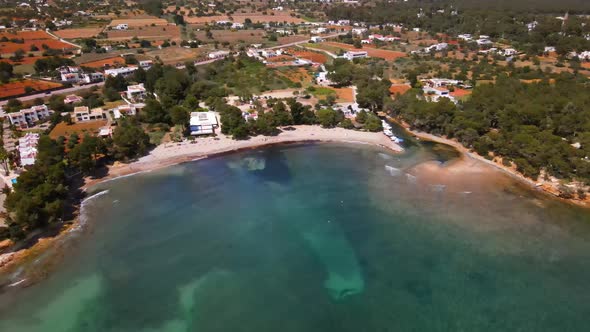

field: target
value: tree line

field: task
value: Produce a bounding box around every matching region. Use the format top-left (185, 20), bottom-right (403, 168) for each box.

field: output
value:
top-left (389, 73), bottom-right (590, 190)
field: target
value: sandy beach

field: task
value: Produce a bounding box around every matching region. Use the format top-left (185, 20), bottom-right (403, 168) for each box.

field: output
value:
top-left (83, 125), bottom-right (403, 189)
top-left (389, 117), bottom-right (590, 207)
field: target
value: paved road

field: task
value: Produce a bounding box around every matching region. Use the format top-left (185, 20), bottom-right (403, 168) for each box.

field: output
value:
top-left (0, 33), bottom-right (346, 108)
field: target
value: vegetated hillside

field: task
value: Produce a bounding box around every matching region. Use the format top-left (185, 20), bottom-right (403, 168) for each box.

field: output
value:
top-left (327, 0), bottom-right (590, 23)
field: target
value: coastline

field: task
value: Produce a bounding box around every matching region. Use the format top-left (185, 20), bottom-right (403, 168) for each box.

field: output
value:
top-left (0, 126), bottom-right (402, 279)
top-left (388, 116), bottom-right (590, 208)
top-left (82, 125), bottom-right (403, 190)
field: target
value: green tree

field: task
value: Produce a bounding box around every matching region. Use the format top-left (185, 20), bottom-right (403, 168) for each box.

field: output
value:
top-left (170, 105), bottom-right (190, 126)
top-left (316, 108), bottom-right (339, 128)
top-left (112, 118), bottom-right (150, 160)
top-left (141, 98), bottom-right (169, 124)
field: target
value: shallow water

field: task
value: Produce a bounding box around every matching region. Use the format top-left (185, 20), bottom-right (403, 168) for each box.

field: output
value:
top-left (1, 142), bottom-right (590, 331)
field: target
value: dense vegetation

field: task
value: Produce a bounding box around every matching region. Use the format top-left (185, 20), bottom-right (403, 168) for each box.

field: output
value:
top-left (327, 1), bottom-right (590, 55)
top-left (390, 73), bottom-right (590, 185)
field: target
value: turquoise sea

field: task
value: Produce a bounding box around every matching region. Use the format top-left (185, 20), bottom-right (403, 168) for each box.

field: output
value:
top-left (1, 140), bottom-right (590, 331)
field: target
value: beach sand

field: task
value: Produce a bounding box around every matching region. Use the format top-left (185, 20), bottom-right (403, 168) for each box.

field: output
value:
top-left (84, 126), bottom-right (403, 189)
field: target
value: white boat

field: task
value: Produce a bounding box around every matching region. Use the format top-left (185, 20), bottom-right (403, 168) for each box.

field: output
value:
top-left (390, 135), bottom-right (404, 144)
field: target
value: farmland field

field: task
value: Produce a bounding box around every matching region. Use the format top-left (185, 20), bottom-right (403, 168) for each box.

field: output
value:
top-left (276, 67), bottom-right (313, 85)
top-left (109, 18), bottom-right (169, 27)
top-left (0, 31), bottom-right (77, 55)
top-left (182, 12), bottom-right (305, 24)
top-left (290, 49), bottom-right (328, 64)
top-left (323, 42), bottom-right (407, 60)
top-left (0, 79), bottom-right (62, 99)
top-left (49, 120), bottom-right (108, 140)
top-left (331, 87), bottom-right (355, 102)
top-left (0, 55), bottom-right (47, 65)
top-left (107, 25), bottom-right (181, 41)
top-left (146, 46), bottom-right (208, 64)
top-left (80, 57), bottom-right (125, 69)
top-left (189, 29), bottom-right (267, 43)
top-left (54, 28), bottom-right (104, 39)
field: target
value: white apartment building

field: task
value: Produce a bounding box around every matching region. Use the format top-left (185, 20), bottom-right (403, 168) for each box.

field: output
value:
top-left (6, 105), bottom-right (51, 129)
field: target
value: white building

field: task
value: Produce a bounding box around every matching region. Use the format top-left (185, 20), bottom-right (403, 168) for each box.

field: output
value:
top-left (189, 112), bottom-right (218, 136)
top-left (458, 34), bottom-right (472, 41)
top-left (18, 133), bottom-right (39, 166)
top-left (261, 49), bottom-right (279, 58)
top-left (126, 83), bottom-right (147, 101)
top-left (423, 86), bottom-right (456, 103)
top-left (351, 28), bottom-right (367, 35)
top-left (310, 36), bottom-right (324, 43)
top-left (476, 38), bottom-right (493, 46)
top-left (58, 66), bottom-right (81, 83)
top-left (73, 106), bottom-right (106, 122)
top-left (139, 60), bottom-right (153, 69)
top-left (311, 27), bottom-right (327, 34)
top-left (425, 43), bottom-right (448, 52)
top-left (114, 23), bottom-right (128, 30)
top-left (344, 51), bottom-right (368, 61)
top-left (6, 105), bottom-right (51, 129)
top-left (104, 66), bottom-right (138, 77)
top-left (501, 48), bottom-right (518, 56)
top-left (80, 72), bottom-right (104, 84)
top-left (64, 94), bottom-right (83, 104)
top-left (231, 22), bottom-right (244, 29)
top-left (208, 50), bottom-right (230, 59)
top-left (112, 103), bottom-right (142, 119)
top-left (422, 78), bottom-right (462, 88)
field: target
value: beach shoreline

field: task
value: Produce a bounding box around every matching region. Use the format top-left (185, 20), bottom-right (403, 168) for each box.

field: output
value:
top-left (82, 125), bottom-right (403, 190)
top-left (388, 116), bottom-right (590, 208)
top-left (0, 126), bottom-right (403, 279)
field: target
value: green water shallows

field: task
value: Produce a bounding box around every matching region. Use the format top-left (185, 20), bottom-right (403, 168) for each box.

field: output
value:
top-left (1, 143), bottom-right (590, 331)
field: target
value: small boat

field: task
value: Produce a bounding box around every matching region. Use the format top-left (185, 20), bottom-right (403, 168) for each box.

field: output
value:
top-left (390, 136), bottom-right (404, 144)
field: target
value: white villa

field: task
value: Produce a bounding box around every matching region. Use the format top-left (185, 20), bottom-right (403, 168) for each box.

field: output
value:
top-left (73, 106), bottom-right (107, 123)
top-left (189, 112), bottom-right (218, 136)
top-left (104, 66), bottom-right (138, 77)
top-left (126, 83), bottom-right (147, 101)
top-left (344, 51), bottom-right (368, 61)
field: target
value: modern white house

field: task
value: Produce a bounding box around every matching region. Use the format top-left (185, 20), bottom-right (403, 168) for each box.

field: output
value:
top-left (344, 51), bottom-right (368, 61)
top-left (351, 28), bottom-right (367, 35)
top-left (6, 105), bottom-right (51, 129)
top-left (73, 106), bottom-right (106, 122)
top-left (80, 72), bottom-right (104, 84)
top-left (139, 60), bottom-right (153, 69)
top-left (423, 86), bottom-right (457, 103)
top-left (58, 66), bottom-right (81, 83)
top-left (458, 34), bottom-right (472, 41)
top-left (126, 83), bottom-right (147, 101)
top-left (425, 43), bottom-right (448, 52)
top-left (114, 23), bottom-right (128, 30)
top-left (310, 36), bottom-right (324, 43)
top-left (64, 94), bottom-right (83, 104)
top-left (208, 50), bottom-right (230, 59)
top-left (476, 38), bottom-right (493, 46)
top-left (104, 66), bottom-right (138, 77)
top-left (112, 103), bottom-right (143, 119)
top-left (189, 112), bottom-right (218, 136)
